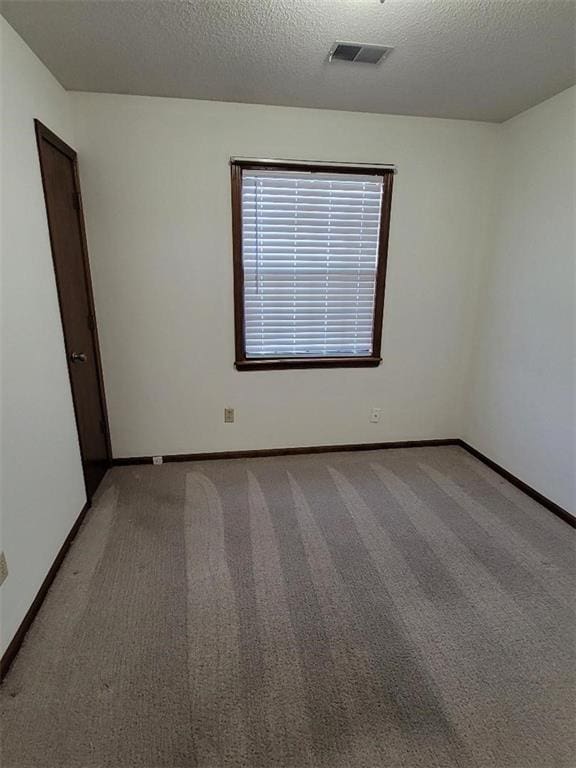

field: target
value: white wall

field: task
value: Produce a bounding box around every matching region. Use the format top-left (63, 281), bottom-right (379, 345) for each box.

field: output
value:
top-left (72, 92), bottom-right (498, 458)
top-left (465, 87), bottom-right (576, 516)
top-left (0, 18), bottom-right (86, 653)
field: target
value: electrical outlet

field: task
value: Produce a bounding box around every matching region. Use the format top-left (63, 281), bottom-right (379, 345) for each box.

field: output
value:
top-left (224, 407), bottom-right (235, 424)
top-left (0, 552), bottom-right (8, 586)
top-left (152, 456), bottom-right (163, 465)
top-left (370, 408), bottom-right (382, 423)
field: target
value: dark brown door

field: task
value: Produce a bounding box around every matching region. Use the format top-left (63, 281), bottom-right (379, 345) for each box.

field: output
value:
top-left (35, 120), bottom-right (111, 500)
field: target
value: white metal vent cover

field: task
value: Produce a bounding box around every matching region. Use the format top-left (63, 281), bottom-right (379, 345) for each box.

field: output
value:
top-left (328, 42), bottom-right (393, 65)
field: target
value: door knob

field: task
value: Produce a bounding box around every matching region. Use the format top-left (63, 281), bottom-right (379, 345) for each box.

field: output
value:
top-left (70, 352), bottom-right (87, 363)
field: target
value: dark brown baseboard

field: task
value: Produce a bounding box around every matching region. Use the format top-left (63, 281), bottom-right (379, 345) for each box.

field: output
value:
top-left (0, 500), bottom-right (91, 682)
top-left (456, 440), bottom-right (575, 529)
top-left (111, 438), bottom-right (460, 466)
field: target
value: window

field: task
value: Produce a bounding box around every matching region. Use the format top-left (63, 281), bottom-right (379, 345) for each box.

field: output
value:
top-left (231, 160), bottom-right (394, 370)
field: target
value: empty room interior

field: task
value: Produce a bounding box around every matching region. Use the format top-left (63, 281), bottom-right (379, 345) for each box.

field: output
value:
top-left (1, 1), bottom-right (575, 766)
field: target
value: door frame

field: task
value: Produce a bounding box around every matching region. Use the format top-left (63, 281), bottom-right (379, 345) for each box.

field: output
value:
top-left (35, 120), bottom-right (112, 498)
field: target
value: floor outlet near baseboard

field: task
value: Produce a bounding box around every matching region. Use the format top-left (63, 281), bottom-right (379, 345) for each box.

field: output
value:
top-left (152, 456), bottom-right (163, 465)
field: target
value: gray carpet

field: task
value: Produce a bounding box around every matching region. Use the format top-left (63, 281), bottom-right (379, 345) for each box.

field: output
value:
top-left (1, 446), bottom-right (574, 768)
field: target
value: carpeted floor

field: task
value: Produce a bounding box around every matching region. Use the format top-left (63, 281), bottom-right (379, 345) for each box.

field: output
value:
top-left (1, 446), bottom-right (574, 768)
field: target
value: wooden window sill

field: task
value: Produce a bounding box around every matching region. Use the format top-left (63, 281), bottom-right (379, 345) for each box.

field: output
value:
top-left (235, 356), bottom-right (382, 371)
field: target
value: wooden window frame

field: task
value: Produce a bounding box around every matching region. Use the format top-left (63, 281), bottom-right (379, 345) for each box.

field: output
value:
top-left (231, 160), bottom-right (394, 371)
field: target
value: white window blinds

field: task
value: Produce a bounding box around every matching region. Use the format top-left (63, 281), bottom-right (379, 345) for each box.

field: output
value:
top-left (241, 169), bottom-right (384, 358)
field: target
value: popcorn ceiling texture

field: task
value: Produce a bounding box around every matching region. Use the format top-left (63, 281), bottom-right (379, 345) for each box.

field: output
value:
top-left (2, 0), bottom-right (575, 122)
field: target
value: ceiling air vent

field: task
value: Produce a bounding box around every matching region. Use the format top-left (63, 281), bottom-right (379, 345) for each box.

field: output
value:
top-left (329, 42), bottom-right (393, 65)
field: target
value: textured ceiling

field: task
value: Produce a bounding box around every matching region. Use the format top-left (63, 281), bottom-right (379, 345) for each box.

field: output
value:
top-left (2, 0), bottom-right (575, 122)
